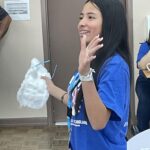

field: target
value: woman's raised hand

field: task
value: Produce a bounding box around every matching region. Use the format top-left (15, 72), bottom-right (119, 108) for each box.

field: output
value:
top-left (78, 35), bottom-right (103, 75)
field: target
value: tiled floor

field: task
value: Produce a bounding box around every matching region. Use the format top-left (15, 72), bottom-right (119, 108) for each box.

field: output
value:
top-left (0, 125), bottom-right (134, 150)
top-left (0, 126), bottom-right (69, 150)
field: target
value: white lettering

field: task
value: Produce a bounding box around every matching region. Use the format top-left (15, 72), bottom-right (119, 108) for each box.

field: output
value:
top-left (71, 119), bottom-right (88, 127)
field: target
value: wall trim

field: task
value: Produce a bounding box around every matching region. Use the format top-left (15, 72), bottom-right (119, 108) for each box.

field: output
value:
top-left (126, 0), bottom-right (136, 124)
top-left (0, 117), bottom-right (48, 127)
top-left (41, 0), bottom-right (54, 125)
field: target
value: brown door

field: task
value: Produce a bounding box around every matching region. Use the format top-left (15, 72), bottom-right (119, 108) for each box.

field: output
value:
top-left (46, 0), bottom-right (86, 123)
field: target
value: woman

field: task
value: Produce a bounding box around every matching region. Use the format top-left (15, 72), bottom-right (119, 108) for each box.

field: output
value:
top-left (136, 30), bottom-right (150, 132)
top-left (42, 0), bottom-right (131, 149)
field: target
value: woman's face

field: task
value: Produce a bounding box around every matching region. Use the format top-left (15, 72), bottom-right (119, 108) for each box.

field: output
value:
top-left (78, 2), bottom-right (103, 44)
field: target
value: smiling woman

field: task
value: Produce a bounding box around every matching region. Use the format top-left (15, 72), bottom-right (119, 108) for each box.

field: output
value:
top-left (42, 0), bottom-right (131, 150)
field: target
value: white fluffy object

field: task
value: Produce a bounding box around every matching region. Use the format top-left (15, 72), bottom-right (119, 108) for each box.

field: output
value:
top-left (17, 58), bottom-right (51, 109)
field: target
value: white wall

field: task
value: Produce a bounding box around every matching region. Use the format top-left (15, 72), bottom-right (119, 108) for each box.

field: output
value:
top-left (133, 0), bottom-right (150, 113)
top-left (0, 0), bottom-right (47, 118)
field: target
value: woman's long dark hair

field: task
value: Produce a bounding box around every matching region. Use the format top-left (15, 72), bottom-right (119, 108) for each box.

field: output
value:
top-left (74, 0), bottom-right (132, 116)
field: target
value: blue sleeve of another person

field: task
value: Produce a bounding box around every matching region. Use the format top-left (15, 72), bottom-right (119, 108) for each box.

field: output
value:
top-left (97, 55), bottom-right (130, 121)
top-left (137, 42), bottom-right (150, 63)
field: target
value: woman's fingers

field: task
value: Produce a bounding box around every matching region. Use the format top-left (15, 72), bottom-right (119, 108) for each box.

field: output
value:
top-left (88, 35), bottom-right (103, 47)
top-left (41, 76), bottom-right (52, 84)
top-left (87, 35), bottom-right (99, 48)
top-left (80, 34), bottom-right (103, 52)
top-left (87, 36), bottom-right (103, 51)
top-left (88, 55), bottom-right (97, 62)
top-left (79, 35), bottom-right (104, 70)
top-left (41, 76), bottom-right (48, 81)
top-left (80, 34), bottom-right (87, 51)
top-left (88, 43), bottom-right (104, 57)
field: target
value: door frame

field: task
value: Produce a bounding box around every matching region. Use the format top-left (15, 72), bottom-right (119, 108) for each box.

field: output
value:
top-left (41, 0), bottom-right (54, 125)
top-left (126, 0), bottom-right (136, 128)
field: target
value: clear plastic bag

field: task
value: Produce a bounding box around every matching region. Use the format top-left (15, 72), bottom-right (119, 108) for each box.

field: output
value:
top-left (17, 58), bottom-right (51, 109)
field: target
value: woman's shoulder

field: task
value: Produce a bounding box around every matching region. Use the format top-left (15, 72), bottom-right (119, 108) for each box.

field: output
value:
top-left (98, 54), bottom-right (129, 81)
top-left (100, 54), bottom-right (129, 77)
top-left (105, 53), bottom-right (127, 68)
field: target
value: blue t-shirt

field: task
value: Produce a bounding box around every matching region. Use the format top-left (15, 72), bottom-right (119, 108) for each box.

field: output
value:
top-left (69, 54), bottom-right (130, 150)
top-left (137, 42), bottom-right (150, 76)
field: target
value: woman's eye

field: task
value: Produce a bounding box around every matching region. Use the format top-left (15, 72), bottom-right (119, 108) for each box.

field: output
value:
top-left (79, 16), bottom-right (83, 20)
top-left (88, 16), bottom-right (95, 19)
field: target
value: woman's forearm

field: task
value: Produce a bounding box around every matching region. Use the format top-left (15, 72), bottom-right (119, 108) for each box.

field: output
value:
top-left (42, 77), bottom-right (68, 106)
top-left (49, 84), bottom-right (68, 106)
top-left (81, 81), bottom-right (111, 130)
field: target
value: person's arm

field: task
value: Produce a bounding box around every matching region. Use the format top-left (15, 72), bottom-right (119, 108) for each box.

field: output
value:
top-left (41, 76), bottom-right (68, 106)
top-left (137, 50), bottom-right (150, 70)
top-left (81, 81), bottom-right (111, 130)
top-left (0, 15), bottom-right (12, 39)
top-left (78, 35), bottom-right (110, 130)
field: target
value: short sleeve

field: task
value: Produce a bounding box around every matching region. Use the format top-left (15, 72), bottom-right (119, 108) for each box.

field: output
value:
top-left (137, 42), bottom-right (150, 63)
top-left (97, 57), bottom-right (130, 121)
